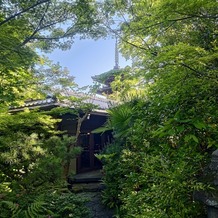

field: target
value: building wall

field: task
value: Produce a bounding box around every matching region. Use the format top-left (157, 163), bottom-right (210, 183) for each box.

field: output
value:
top-left (59, 113), bottom-right (108, 135)
top-left (59, 112), bottom-right (112, 174)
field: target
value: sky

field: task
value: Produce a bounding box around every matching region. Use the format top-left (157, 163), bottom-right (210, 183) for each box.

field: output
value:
top-left (47, 38), bottom-right (131, 87)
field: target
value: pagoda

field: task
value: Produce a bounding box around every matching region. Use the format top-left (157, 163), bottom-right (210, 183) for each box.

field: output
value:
top-left (92, 39), bottom-right (123, 95)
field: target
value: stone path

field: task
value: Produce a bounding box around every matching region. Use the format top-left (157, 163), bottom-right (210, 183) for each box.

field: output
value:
top-left (71, 170), bottom-right (114, 218)
top-left (77, 191), bottom-right (114, 218)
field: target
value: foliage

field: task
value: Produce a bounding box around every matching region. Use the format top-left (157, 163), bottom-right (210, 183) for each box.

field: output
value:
top-left (97, 2), bottom-right (218, 208)
top-left (0, 0), bottom-right (107, 105)
top-left (100, 40), bottom-right (218, 217)
top-left (96, 142), bottom-right (123, 208)
top-left (110, 68), bottom-right (146, 101)
top-left (0, 52), bottom-right (97, 216)
top-left (0, 108), bottom-right (85, 217)
top-left (0, 2), bottom-right (115, 218)
top-left (0, 111), bottom-right (79, 186)
top-left (44, 191), bottom-right (90, 218)
top-left (0, 191), bottom-right (89, 218)
top-left (1, 199), bottom-right (49, 218)
top-left (1, 0), bottom-right (217, 218)
top-left (0, 61), bottom-right (97, 215)
top-left (34, 59), bottom-right (78, 97)
top-left (99, 99), bottom-right (213, 217)
top-left (92, 69), bottom-right (123, 84)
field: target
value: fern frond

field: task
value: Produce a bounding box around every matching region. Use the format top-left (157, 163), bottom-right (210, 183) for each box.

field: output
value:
top-left (1, 201), bottom-right (20, 217)
top-left (1, 200), bottom-right (51, 218)
top-left (26, 201), bottom-right (47, 218)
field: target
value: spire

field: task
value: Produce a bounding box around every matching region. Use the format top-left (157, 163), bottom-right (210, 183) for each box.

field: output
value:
top-left (114, 38), bottom-right (120, 70)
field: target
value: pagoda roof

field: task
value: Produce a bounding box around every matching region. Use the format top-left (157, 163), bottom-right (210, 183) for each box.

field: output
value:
top-left (92, 68), bottom-right (123, 85)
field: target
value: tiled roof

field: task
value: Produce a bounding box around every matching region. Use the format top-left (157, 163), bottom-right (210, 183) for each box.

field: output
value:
top-left (9, 96), bottom-right (59, 112)
top-left (83, 96), bottom-right (114, 110)
top-left (23, 97), bottom-right (57, 107)
top-left (10, 95), bottom-right (115, 112)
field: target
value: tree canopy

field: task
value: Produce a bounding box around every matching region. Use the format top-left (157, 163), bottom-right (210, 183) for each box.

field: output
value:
top-left (0, 2), bottom-right (107, 216)
top-left (0, 0), bottom-right (107, 105)
top-left (97, 0), bottom-right (218, 217)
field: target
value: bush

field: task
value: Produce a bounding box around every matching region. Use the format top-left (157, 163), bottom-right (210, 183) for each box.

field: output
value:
top-left (45, 192), bottom-right (90, 218)
top-left (100, 137), bottom-right (208, 217)
top-left (0, 191), bottom-right (90, 218)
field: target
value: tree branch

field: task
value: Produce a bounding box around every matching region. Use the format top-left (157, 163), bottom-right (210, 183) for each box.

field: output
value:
top-left (180, 63), bottom-right (202, 76)
top-left (0, 0), bottom-right (50, 27)
top-left (20, 1), bottom-right (51, 46)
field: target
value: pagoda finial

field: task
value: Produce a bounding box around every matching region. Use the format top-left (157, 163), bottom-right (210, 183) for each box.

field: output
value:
top-left (114, 37), bottom-right (119, 70)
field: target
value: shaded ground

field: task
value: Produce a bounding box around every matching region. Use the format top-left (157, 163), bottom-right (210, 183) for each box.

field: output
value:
top-left (71, 170), bottom-right (114, 218)
top-left (77, 192), bottom-right (114, 218)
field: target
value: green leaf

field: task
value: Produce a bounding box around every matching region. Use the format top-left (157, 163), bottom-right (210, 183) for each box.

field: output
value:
top-left (92, 126), bottom-right (112, 133)
top-left (184, 134), bottom-right (199, 143)
top-left (176, 125), bottom-right (185, 133)
top-left (193, 120), bottom-right (206, 130)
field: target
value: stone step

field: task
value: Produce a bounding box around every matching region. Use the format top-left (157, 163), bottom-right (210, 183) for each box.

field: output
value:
top-left (70, 182), bottom-right (105, 193)
top-left (68, 170), bottom-right (103, 184)
top-left (73, 177), bottom-right (102, 183)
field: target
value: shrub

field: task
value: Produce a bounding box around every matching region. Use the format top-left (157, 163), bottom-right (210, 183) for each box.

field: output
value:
top-left (100, 134), bottom-right (208, 217)
top-left (0, 191), bottom-right (90, 218)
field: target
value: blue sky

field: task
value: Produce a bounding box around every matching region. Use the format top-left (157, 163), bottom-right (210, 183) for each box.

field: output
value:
top-left (47, 38), bottom-right (131, 87)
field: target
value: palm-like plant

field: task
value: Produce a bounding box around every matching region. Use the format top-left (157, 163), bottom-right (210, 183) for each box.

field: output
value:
top-left (93, 102), bottom-right (136, 144)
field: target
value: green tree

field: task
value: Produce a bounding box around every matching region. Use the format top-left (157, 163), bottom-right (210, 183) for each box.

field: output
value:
top-left (104, 0), bottom-right (218, 148)
top-left (35, 59), bottom-right (99, 178)
top-left (0, 0), bottom-right (106, 105)
top-left (97, 1), bottom-right (218, 217)
top-left (0, 108), bottom-right (87, 217)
